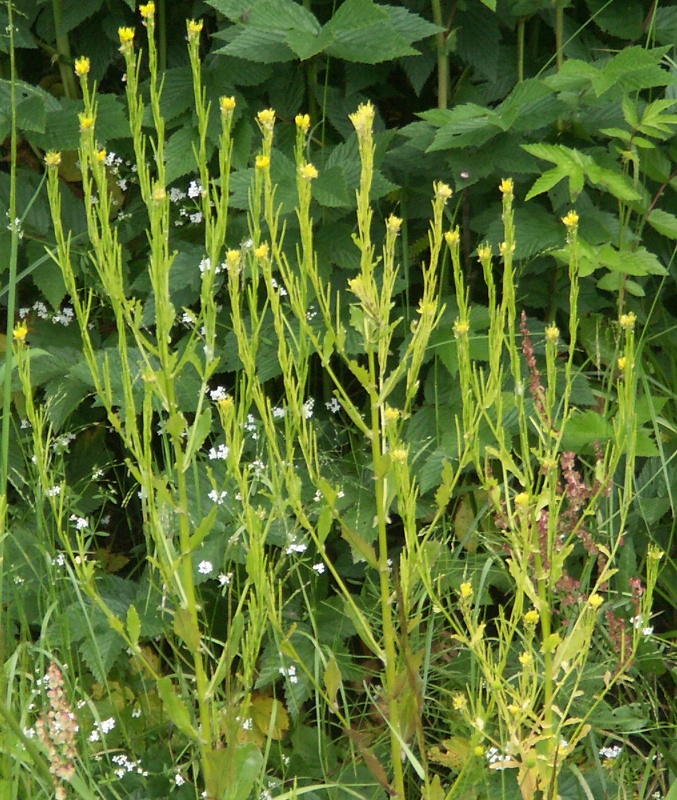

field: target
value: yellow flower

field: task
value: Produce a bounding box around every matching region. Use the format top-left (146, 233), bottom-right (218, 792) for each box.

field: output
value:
top-left (13, 321), bottom-right (28, 341)
top-left (435, 182), bottom-right (452, 202)
top-left (295, 113), bottom-right (310, 133)
top-left (418, 300), bottom-right (436, 317)
top-left (562, 210), bottom-right (579, 228)
top-left (255, 155), bottom-right (270, 170)
top-left (588, 594), bottom-right (604, 609)
top-left (499, 177), bottom-right (514, 195)
top-left (349, 102), bottom-right (375, 137)
top-left (257, 108), bottom-right (276, 130)
top-left (253, 242), bottom-right (269, 260)
top-left (648, 545), bottom-right (664, 561)
top-left (499, 240), bottom-right (515, 258)
top-left (225, 249), bottom-right (241, 271)
top-left (78, 113), bottom-right (95, 132)
top-left (220, 96), bottom-right (236, 115)
top-left (44, 151), bottom-right (61, 168)
top-left (453, 318), bottom-right (470, 337)
top-left (217, 394), bottom-right (233, 412)
top-left (118, 27), bottom-right (135, 48)
top-left (300, 163), bottom-right (318, 180)
top-left (518, 651), bottom-right (532, 666)
top-left (386, 215), bottom-right (402, 234)
top-left (459, 582), bottom-right (473, 600)
top-left (383, 407), bottom-right (400, 422)
top-left (617, 356), bottom-right (627, 371)
top-left (74, 56), bottom-right (90, 77)
top-left (514, 491), bottom-right (529, 509)
top-left (139, 2), bottom-right (155, 19)
top-left (619, 312), bottom-right (636, 331)
top-left (187, 19), bottom-right (203, 40)
top-left (477, 244), bottom-right (492, 262)
top-left (524, 609), bottom-right (539, 625)
top-left (445, 228), bottom-right (460, 247)
top-left (96, 148), bottom-right (107, 164)
top-left (390, 448), bottom-right (408, 463)
top-left (545, 323), bottom-right (559, 343)
top-left (452, 693), bottom-right (467, 710)
top-left (152, 184), bottom-right (166, 203)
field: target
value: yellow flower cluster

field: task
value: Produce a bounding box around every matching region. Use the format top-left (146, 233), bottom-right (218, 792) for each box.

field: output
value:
top-left (220, 96), bottom-right (236, 115)
top-left (140, 2), bottom-right (155, 19)
top-left (44, 151), bottom-right (61, 168)
top-left (257, 108), bottom-right (276, 131)
top-left (295, 113), bottom-right (310, 133)
top-left (562, 210), bottom-right (579, 228)
top-left (299, 163), bottom-right (318, 181)
top-left (445, 228), bottom-right (460, 247)
top-left (74, 56), bottom-right (90, 77)
top-left (187, 19), bottom-right (203, 40)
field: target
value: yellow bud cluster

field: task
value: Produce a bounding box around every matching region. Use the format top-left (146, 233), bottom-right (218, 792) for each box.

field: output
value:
top-left (295, 113), bottom-right (310, 133)
top-left (435, 182), bottom-right (452, 202)
top-left (253, 242), bottom-right (269, 260)
top-left (74, 56), bottom-right (90, 77)
top-left (386, 215), bottom-right (402, 234)
top-left (118, 27), bottom-right (135, 49)
top-left (445, 228), bottom-right (460, 247)
top-left (619, 311), bottom-right (636, 331)
top-left (187, 19), bottom-right (203, 39)
top-left (300, 163), bottom-right (318, 181)
top-left (220, 96), bottom-right (236, 115)
top-left (562, 210), bottom-right (579, 228)
top-left (78, 113), bottom-right (95, 132)
top-left (255, 155), bottom-right (270, 170)
top-left (44, 151), bottom-right (62, 168)
top-left (545, 323), bottom-right (559, 343)
top-left (499, 177), bottom-right (514, 195)
top-left (257, 108), bottom-right (276, 130)
top-left (140, 2), bottom-right (155, 19)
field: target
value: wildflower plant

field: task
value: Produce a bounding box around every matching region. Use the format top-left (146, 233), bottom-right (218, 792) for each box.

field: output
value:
top-left (1, 4), bottom-right (668, 800)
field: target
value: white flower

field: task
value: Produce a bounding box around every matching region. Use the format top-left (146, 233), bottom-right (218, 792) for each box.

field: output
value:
top-left (285, 542), bottom-right (307, 555)
top-left (303, 398), bottom-right (315, 419)
top-left (272, 406), bottom-right (286, 419)
top-left (199, 257), bottom-right (212, 274)
top-left (187, 180), bottom-right (202, 199)
top-left (198, 560), bottom-right (213, 575)
top-left (46, 486), bottom-right (61, 497)
top-left (170, 187), bottom-right (186, 203)
top-left (175, 773), bottom-right (186, 786)
top-left (312, 563), bottom-right (325, 574)
top-left (210, 386), bottom-right (228, 402)
top-left (279, 665), bottom-right (298, 684)
top-left (208, 490), bottom-right (227, 505)
top-left (325, 398), bottom-right (341, 414)
top-left (208, 443), bottom-right (229, 460)
top-left (100, 717), bottom-right (116, 734)
top-left (599, 744), bottom-right (622, 759)
top-left (69, 515), bottom-right (89, 530)
top-left (190, 211), bottom-right (203, 224)
top-left (218, 572), bottom-right (232, 586)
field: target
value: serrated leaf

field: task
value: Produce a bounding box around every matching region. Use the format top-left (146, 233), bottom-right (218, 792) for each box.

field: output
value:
top-left (313, 164), bottom-right (351, 207)
top-left (562, 410), bottom-right (614, 452)
top-left (251, 694), bottom-right (290, 740)
top-left (157, 676), bottom-right (198, 738)
top-left (286, 27), bottom-right (333, 60)
top-left (327, 25), bottom-right (418, 63)
top-left (165, 126), bottom-right (201, 184)
top-left (382, 5), bottom-right (442, 42)
top-left (647, 208), bottom-right (677, 239)
top-left (223, 27), bottom-right (296, 62)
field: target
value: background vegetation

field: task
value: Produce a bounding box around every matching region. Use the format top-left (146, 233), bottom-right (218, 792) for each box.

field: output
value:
top-left (1, 0), bottom-right (677, 798)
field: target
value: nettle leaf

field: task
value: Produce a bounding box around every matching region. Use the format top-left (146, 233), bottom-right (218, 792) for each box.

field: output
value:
top-left (165, 125), bottom-right (202, 184)
top-left (382, 5), bottom-right (442, 43)
top-left (157, 67), bottom-right (195, 123)
top-left (246, 0), bottom-right (320, 32)
top-left (561, 410), bottom-right (614, 453)
top-left (286, 27), bottom-right (334, 61)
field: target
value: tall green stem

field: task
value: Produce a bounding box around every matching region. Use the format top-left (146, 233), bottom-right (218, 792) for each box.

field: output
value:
top-left (52, 0), bottom-right (77, 98)
top-left (431, 0), bottom-right (448, 109)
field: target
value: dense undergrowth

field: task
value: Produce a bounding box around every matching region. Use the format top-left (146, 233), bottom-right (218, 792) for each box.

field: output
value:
top-left (1, 1), bottom-right (677, 799)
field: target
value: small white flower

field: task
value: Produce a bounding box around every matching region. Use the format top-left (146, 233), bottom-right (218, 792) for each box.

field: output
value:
top-left (303, 398), bottom-right (315, 419)
top-left (272, 406), bottom-right (286, 419)
top-left (285, 542), bottom-right (307, 555)
top-left (208, 443), bottom-right (229, 461)
top-left (198, 560), bottom-right (213, 575)
top-left (170, 187), bottom-right (186, 203)
top-left (210, 386), bottom-right (228, 402)
top-left (190, 211), bottom-right (203, 224)
top-left (208, 490), bottom-right (228, 505)
top-left (599, 744), bottom-right (622, 759)
top-left (69, 515), bottom-right (89, 530)
top-left (175, 773), bottom-right (186, 786)
top-left (199, 257), bottom-right (212, 274)
top-left (242, 718), bottom-right (252, 730)
top-left (188, 180), bottom-right (203, 199)
top-left (46, 486), bottom-right (62, 497)
top-left (325, 398), bottom-right (341, 414)
top-left (218, 572), bottom-right (232, 586)
top-left (312, 563), bottom-right (325, 574)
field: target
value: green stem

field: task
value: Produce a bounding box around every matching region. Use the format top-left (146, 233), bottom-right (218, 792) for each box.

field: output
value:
top-left (52, 0), bottom-right (78, 98)
top-left (431, 0), bottom-right (448, 109)
top-left (555, 2), bottom-right (564, 73)
top-left (517, 16), bottom-right (525, 82)
top-left (0, 3), bottom-right (19, 502)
